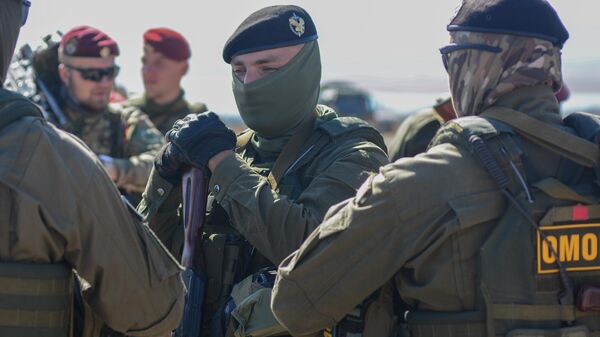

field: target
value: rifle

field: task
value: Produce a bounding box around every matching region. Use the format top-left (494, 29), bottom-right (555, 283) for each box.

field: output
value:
top-left (175, 167), bottom-right (210, 337)
top-left (4, 35), bottom-right (68, 126)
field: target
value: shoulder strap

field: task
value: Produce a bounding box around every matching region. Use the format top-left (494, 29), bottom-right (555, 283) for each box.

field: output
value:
top-left (0, 92), bottom-right (43, 131)
top-left (482, 107), bottom-right (600, 168)
top-left (268, 114), bottom-right (317, 190)
top-left (234, 114), bottom-right (317, 191)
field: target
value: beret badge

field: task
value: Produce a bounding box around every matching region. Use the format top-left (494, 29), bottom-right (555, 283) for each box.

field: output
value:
top-left (100, 47), bottom-right (111, 58)
top-left (289, 13), bottom-right (305, 37)
top-left (65, 39), bottom-right (77, 55)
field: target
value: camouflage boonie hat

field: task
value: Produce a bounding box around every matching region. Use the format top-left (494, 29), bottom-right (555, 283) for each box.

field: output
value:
top-left (445, 31), bottom-right (562, 116)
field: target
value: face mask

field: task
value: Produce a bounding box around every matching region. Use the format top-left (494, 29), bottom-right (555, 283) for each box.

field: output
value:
top-left (232, 41), bottom-right (321, 138)
top-left (446, 31), bottom-right (562, 116)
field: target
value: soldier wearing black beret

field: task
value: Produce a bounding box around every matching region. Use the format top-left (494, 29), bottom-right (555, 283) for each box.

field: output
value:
top-left (271, 1), bottom-right (600, 336)
top-left (138, 4), bottom-right (388, 337)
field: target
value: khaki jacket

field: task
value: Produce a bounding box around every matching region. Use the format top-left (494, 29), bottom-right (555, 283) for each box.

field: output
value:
top-left (0, 115), bottom-right (183, 336)
top-left (387, 108), bottom-right (443, 161)
top-left (271, 86), bottom-right (576, 336)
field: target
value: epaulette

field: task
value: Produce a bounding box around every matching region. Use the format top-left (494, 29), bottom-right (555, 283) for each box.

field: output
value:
top-left (317, 116), bottom-right (387, 152)
top-left (430, 116), bottom-right (515, 150)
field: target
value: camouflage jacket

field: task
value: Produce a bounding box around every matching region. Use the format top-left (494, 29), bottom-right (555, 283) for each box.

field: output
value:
top-left (124, 91), bottom-right (208, 135)
top-left (58, 104), bottom-right (164, 193)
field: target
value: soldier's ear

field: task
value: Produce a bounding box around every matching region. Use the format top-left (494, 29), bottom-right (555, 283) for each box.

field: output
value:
top-left (58, 64), bottom-right (69, 85)
top-left (181, 61), bottom-right (189, 76)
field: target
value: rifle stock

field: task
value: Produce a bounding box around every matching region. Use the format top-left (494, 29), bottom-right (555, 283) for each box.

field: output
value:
top-left (175, 167), bottom-right (209, 337)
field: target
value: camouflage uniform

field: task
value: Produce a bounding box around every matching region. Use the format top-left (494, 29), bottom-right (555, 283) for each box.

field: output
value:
top-left (124, 91), bottom-right (208, 135)
top-left (56, 103), bottom-right (164, 194)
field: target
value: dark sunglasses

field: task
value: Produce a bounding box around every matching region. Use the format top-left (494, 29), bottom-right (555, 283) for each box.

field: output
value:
top-left (65, 64), bottom-right (120, 82)
top-left (439, 43), bottom-right (502, 71)
top-left (21, 0), bottom-right (31, 26)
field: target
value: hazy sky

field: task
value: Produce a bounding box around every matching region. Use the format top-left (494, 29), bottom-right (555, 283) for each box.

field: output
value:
top-left (16, 0), bottom-right (600, 114)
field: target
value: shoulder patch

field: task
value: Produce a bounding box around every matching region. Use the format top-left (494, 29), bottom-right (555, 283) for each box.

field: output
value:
top-left (317, 116), bottom-right (375, 138)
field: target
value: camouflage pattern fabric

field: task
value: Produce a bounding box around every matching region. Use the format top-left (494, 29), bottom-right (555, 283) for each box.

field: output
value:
top-left (124, 92), bottom-right (208, 135)
top-left (61, 104), bottom-right (164, 193)
top-left (447, 31), bottom-right (562, 116)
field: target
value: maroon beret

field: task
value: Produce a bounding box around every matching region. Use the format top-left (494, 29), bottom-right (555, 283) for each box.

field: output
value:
top-left (60, 26), bottom-right (119, 58)
top-left (143, 27), bottom-right (191, 61)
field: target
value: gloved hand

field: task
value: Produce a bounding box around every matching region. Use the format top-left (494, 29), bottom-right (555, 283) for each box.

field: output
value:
top-left (155, 112), bottom-right (236, 183)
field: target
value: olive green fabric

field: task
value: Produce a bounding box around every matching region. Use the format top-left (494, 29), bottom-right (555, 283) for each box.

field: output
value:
top-left (271, 86), bottom-right (598, 336)
top-left (387, 108), bottom-right (443, 161)
top-left (232, 41), bottom-right (321, 138)
top-left (227, 273), bottom-right (287, 337)
top-left (124, 90), bottom-right (208, 135)
top-left (0, 262), bottom-right (72, 337)
top-left (0, 88), bottom-right (184, 336)
top-left (138, 105), bottom-right (388, 334)
top-left (59, 102), bottom-right (164, 193)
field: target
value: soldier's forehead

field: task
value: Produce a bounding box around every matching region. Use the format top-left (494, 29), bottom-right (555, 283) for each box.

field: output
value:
top-left (66, 56), bottom-right (116, 67)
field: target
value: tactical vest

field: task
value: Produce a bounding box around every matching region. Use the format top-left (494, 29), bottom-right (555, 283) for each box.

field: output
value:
top-left (0, 89), bottom-right (74, 337)
top-left (402, 107), bottom-right (600, 337)
top-left (200, 114), bottom-right (386, 337)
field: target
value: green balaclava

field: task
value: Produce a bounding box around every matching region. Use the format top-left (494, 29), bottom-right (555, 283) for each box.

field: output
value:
top-left (232, 41), bottom-right (321, 139)
top-left (0, 0), bottom-right (22, 85)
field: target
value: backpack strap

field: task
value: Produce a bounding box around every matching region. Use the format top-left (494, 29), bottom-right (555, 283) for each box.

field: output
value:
top-left (482, 107), bottom-right (600, 168)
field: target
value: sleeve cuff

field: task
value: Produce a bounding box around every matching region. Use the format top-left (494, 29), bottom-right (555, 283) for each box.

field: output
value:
top-left (137, 167), bottom-right (175, 220)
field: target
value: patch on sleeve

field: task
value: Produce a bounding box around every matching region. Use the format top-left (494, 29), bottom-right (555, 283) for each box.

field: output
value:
top-left (537, 223), bottom-right (600, 274)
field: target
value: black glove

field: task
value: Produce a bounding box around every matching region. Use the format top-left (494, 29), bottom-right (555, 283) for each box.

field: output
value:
top-left (154, 112), bottom-right (237, 183)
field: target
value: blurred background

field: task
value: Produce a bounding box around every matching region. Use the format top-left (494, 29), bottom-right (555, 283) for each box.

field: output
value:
top-left (16, 0), bottom-right (600, 133)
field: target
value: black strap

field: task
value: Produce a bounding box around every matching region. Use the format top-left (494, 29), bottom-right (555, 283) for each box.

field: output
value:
top-left (469, 135), bottom-right (575, 309)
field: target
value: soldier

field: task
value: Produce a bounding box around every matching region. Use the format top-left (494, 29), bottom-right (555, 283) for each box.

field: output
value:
top-left (123, 27), bottom-right (208, 134)
top-left (272, 0), bottom-right (600, 336)
top-left (388, 88), bottom-right (570, 162)
top-left (0, 1), bottom-right (183, 336)
top-left (387, 96), bottom-right (455, 161)
top-left (53, 25), bottom-right (163, 198)
top-left (138, 5), bottom-right (388, 336)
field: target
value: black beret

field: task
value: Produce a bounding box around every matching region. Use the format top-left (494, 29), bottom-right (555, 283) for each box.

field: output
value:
top-left (223, 5), bottom-right (318, 63)
top-left (448, 0), bottom-right (569, 47)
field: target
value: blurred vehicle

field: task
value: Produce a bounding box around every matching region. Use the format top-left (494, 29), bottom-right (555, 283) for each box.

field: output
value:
top-left (319, 81), bottom-right (376, 123)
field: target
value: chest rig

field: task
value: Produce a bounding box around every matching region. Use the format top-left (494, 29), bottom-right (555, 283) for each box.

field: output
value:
top-left (402, 107), bottom-right (600, 337)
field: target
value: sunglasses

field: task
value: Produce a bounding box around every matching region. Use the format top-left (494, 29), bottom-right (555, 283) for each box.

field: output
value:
top-left (65, 64), bottom-right (120, 82)
top-left (439, 43), bottom-right (502, 71)
top-left (21, 0), bottom-right (31, 26)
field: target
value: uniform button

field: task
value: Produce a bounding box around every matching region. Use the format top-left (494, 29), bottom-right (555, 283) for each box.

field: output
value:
top-left (213, 184), bottom-right (221, 194)
top-left (157, 188), bottom-right (165, 196)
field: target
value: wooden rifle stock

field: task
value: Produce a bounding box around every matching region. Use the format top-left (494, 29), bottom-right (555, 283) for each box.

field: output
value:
top-left (175, 167), bottom-right (209, 337)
